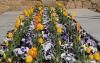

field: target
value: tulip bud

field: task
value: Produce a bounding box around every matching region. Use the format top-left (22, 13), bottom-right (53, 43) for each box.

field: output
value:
top-left (3, 53), bottom-right (6, 59)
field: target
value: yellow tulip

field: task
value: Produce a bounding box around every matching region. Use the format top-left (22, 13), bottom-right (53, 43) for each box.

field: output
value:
top-left (3, 53), bottom-right (6, 59)
top-left (57, 27), bottom-right (62, 33)
top-left (25, 55), bottom-right (33, 63)
top-left (63, 8), bottom-right (65, 11)
top-left (8, 32), bottom-right (13, 38)
top-left (26, 13), bottom-right (30, 17)
top-left (38, 7), bottom-right (42, 10)
top-left (72, 13), bottom-right (75, 16)
top-left (52, 13), bottom-right (55, 16)
top-left (37, 23), bottom-right (41, 29)
top-left (47, 3), bottom-right (49, 5)
top-left (14, 28), bottom-right (16, 33)
top-left (19, 15), bottom-right (23, 20)
top-left (28, 9), bottom-right (31, 14)
top-left (30, 9), bottom-right (33, 13)
top-left (42, 4), bottom-right (43, 6)
top-left (38, 38), bottom-right (43, 44)
top-left (86, 47), bottom-right (91, 53)
top-left (56, 57), bottom-right (58, 62)
top-left (6, 41), bottom-right (8, 47)
top-left (28, 49), bottom-right (34, 56)
top-left (15, 23), bottom-right (19, 28)
top-left (30, 7), bottom-right (33, 9)
top-left (89, 55), bottom-right (93, 60)
top-left (16, 19), bottom-right (20, 25)
top-left (58, 3), bottom-right (61, 6)
top-left (59, 41), bottom-right (61, 45)
top-left (76, 22), bottom-right (79, 27)
top-left (40, 25), bottom-right (43, 30)
top-left (94, 53), bottom-right (100, 61)
top-left (23, 10), bottom-right (27, 14)
top-left (63, 11), bottom-right (68, 16)
top-left (51, 7), bottom-right (54, 11)
top-left (31, 47), bottom-right (37, 52)
top-left (8, 58), bottom-right (12, 63)
top-left (54, 17), bottom-right (57, 21)
top-left (55, 24), bottom-right (58, 28)
top-left (71, 16), bottom-right (74, 20)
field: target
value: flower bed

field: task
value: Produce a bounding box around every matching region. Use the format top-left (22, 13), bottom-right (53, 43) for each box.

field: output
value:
top-left (0, 2), bottom-right (99, 63)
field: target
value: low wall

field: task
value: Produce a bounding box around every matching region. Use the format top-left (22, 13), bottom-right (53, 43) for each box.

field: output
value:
top-left (0, 0), bottom-right (100, 14)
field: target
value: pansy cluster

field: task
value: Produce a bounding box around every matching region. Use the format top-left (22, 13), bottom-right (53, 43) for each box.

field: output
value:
top-left (0, 2), bottom-right (99, 63)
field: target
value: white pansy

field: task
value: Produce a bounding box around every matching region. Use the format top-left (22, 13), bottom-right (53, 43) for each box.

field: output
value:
top-left (0, 49), bottom-right (4, 55)
top-left (29, 25), bottom-right (34, 30)
top-left (90, 46), bottom-right (97, 53)
top-left (4, 38), bottom-right (10, 43)
top-left (72, 57), bottom-right (76, 62)
top-left (21, 38), bottom-right (25, 42)
top-left (41, 42), bottom-right (52, 52)
top-left (61, 53), bottom-right (66, 58)
top-left (45, 55), bottom-right (51, 60)
top-left (13, 48), bottom-right (23, 55)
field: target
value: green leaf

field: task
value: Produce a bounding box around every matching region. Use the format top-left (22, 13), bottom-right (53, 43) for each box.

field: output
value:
top-left (35, 61), bottom-right (38, 63)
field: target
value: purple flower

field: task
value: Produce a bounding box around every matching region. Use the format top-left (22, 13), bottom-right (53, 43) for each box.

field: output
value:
top-left (17, 61), bottom-right (19, 63)
top-left (21, 48), bottom-right (24, 52)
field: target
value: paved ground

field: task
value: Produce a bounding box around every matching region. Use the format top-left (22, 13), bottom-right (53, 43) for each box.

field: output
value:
top-left (67, 9), bottom-right (100, 42)
top-left (0, 9), bottom-right (100, 44)
top-left (0, 11), bottom-right (22, 44)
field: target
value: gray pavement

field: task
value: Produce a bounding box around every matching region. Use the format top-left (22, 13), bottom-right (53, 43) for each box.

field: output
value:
top-left (67, 9), bottom-right (100, 42)
top-left (0, 11), bottom-right (22, 44)
top-left (0, 9), bottom-right (100, 44)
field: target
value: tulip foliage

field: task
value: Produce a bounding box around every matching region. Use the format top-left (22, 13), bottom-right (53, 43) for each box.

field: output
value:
top-left (0, 2), bottom-right (99, 63)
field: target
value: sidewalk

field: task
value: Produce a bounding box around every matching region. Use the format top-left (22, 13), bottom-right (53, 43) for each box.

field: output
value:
top-left (67, 9), bottom-right (100, 43)
top-left (0, 11), bottom-right (22, 44)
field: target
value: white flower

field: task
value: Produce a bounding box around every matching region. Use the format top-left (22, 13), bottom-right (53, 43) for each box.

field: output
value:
top-left (41, 43), bottom-right (52, 52)
top-left (4, 38), bottom-right (10, 43)
top-left (29, 25), bottom-right (34, 30)
top-left (90, 46), bottom-right (97, 53)
top-left (61, 53), bottom-right (66, 59)
top-left (0, 49), bottom-right (4, 55)
top-left (45, 55), bottom-right (51, 60)
top-left (13, 48), bottom-right (22, 56)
